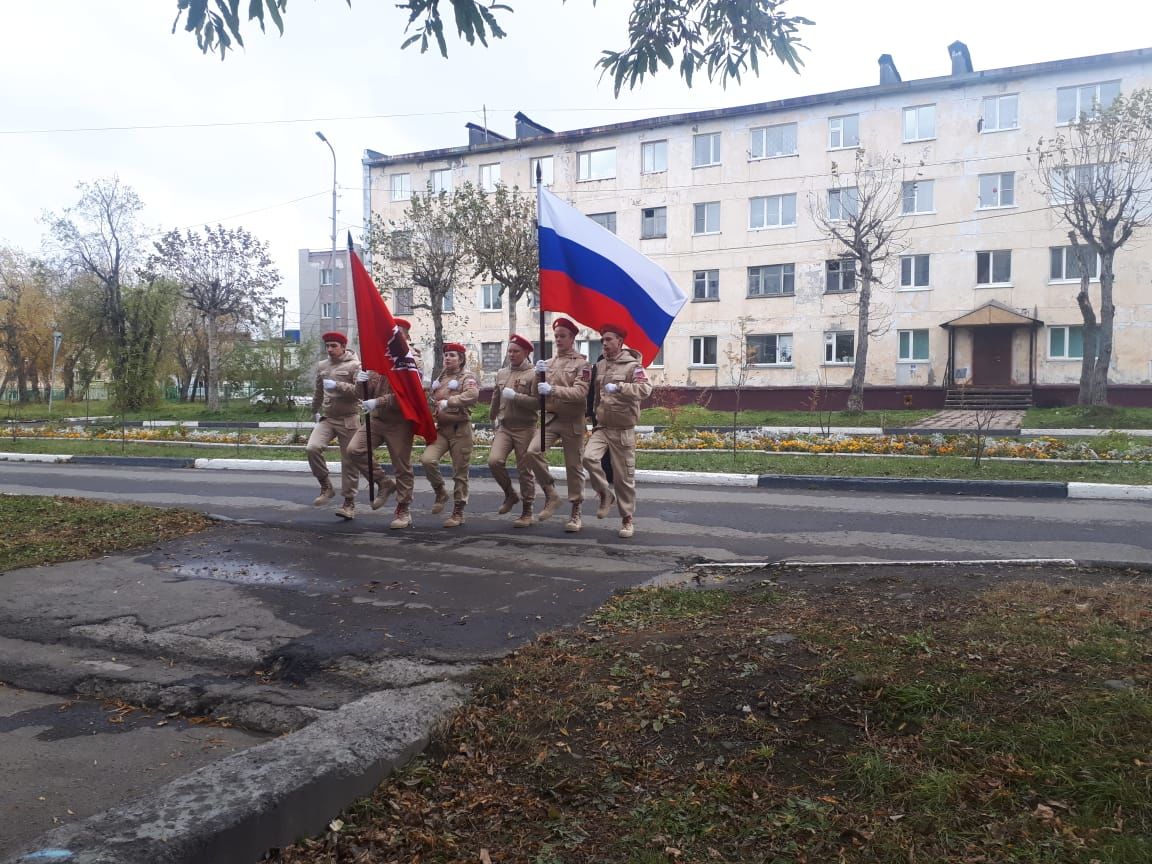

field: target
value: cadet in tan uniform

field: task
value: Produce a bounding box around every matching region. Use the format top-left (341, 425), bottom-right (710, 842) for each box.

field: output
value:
top-left (582, 323), bottom-right (652, 539)
top-left (525, 317), bottom-right (590, 532)
top-left (421, 341), bottom-right (479, 528)
top-left (307, 331), bottom-right (362, 513)
top-left (488, 334), bottom-right (541, 528)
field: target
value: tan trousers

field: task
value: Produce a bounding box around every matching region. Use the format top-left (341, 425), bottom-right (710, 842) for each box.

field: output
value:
top-left (582, 427), bottom-right (637, 518)
top-left (527, 417), bottom-right (586, 502)
top-left (488, 425), bottom-right (538, 503)
top-left (346, 416), bottom-right (415, 504)
top-left (421, 422), bottom-right (473, 503)
top-left (306, 415), bottom-right (361, 498)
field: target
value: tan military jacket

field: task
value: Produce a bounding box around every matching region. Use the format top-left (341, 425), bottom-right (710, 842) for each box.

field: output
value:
top-left (312, 349), bottom-right (362, 419)
top-left (491, 359), bottom-right (540, 429)
top-left (542, 348), bottom-right (590, 421)
top-left (430, 366), bottom-right (479, 427)
top-left (361, 371), bottom-right (407, 422)
top-left (592, 347), bottom-right (652, 429)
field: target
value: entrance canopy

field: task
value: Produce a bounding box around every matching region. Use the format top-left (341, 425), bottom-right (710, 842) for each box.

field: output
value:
top-left (941, 299), bottom-right (1043, 330)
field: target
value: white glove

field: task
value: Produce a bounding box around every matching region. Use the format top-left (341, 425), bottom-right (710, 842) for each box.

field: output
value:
top-left (537, 382), bottom-right (552, 396)
top-left (535, 360), bottom-right (547, 373)
top-left (501, 387), bottom-right (516, 399)
top-left (438, 399), bottom-right (448, 411)
top-left (356, 370), bottom-right (370, 383)
top-left (605, 382), bottom-right (619, 393)
top-left (422, 376), bottom-right (433, 390)
top-left (313, 413), bottom-right (322, 423)
top-left (362, 398), bottom-right (379, 411)
top-left (322, 378), bottom-right (337, 392)
top-left (447, 379), bottom-right (460, 391)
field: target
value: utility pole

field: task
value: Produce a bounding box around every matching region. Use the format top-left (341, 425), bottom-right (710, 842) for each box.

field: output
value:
top-left (48, 328), bottom-right (62, 416)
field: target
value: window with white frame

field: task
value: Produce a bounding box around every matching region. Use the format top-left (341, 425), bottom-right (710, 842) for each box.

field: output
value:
top-left (1057, 80), bottom-right (1121, 124)
top-left (828, 114), bottom-right (860, 149)
top-left (826, 258), bottom-right (857, 293)
top-left (692, 269), bottom-right (719, 301)
top-left (898, 329), bottom-right (930, 362)
top-left (650, 345), bottom-right (664, 366)
top-left (976, 249), bottom-right (1012, 285)
top-left (394, 287), bottom-right (413, 315)
top-left (900, 254), bottom-right (931, 288)
top-left (1051, 164), bottom-right (1109, 205)
top-left (577, 147), bottom-right (616, 181)
top-left (902, 105), bottom-right (936, 142)
top-left (641, 206), bottom-right (667, 238)
top-left (824, 331), bottom-right (855, 363)
top-left (750, 122), bottom-right (798, 159)
top-left (319, 267), bottom-right (334, 286)
top-left (1050, 245), bottom-right (1099, 281)
top-left (748, 263), bottom-right (795, 297)
top-left (588, 211), bottom-right (617, 234)
top-left (1048, 325), bottom-right (1084, 359)
top-left (901, 179), bottom-right (934, 214)
top-left (481, 342), bottom-right (503, 371)
top-left (981, 94), bottom-right (1019, 132)
top-left (693, 201), bottom-right (720, 234)
top-left (479, 283), bottom-right (503, 311)
top-left (320, 302), bottom-right (340, 319)
top-left (441, 288), bottom-right (455, 313)
top-left (479, 163), bottom-right (501, 192)
top-left (692, 132), bottom-right (721, 167)
top-left (641, 140), bottom-right (668, 174)
top-left (429, 168), bottom-right (452, 195)
top-left (747, 333), bottom-right (793, 365)
top-left (978, 172), bottom-right (1015, 208)
top-left (749, 194), bottom-right (797, 228)
top-left (390, 173), bottom-right (411, 201)
top-left (690, 335), bottom-right (718, 366)
top-left (828, 186), bottom-right (859, 221)
top-left (530, 156), bottom-right (554, 187)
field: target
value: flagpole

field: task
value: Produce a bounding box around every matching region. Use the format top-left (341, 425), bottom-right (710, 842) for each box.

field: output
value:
top-left (350, 231), bottom-right (375, 508)
top-left (535, 165), bottom-right (546, 452)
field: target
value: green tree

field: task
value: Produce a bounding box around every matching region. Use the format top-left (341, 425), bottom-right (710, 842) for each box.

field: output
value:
top-left (0, 248), bottom-right (55, 402)
top-left (173, 0), bottom-right (812, 94)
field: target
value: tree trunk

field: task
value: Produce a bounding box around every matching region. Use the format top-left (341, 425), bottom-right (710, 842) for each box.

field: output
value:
top-left (1091, 252), bottom-right (1116, 405)
top-left (846, 261), bottom-right (873, 413)
top-left (430, 295), bottom-right (445, 379)
top-left (1074, 276), bottom-right (1098, 405)
top-left (205, 313), bottom-right (221, 412)
top-left (506, 289), bottom-right (518, 344)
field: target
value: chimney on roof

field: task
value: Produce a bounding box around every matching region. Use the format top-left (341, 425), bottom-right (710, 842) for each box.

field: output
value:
top-left (465, 122), bottom-right (510, 147)
top-left (878, 54), bottom-right (901, 85)
top-left (514, 111), bottom-right (554, 139)
top-left (948, 40), bottom-right (973, 75)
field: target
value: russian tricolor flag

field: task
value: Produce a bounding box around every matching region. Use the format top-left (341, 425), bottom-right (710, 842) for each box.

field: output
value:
top-left (537, 187), bottom-right (687, 367)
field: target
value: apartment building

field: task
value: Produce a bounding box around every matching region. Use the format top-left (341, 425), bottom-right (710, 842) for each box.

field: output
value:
top-left (362, 44), bottom-right (1152, 406)
top-left (297, 244), bottom-right (362, 348)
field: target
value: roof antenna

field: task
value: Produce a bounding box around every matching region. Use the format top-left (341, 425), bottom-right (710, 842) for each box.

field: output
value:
top-left (483, 104), bottom-right (488, 142)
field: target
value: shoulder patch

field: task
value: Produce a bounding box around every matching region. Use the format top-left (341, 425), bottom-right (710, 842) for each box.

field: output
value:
top-left (580, 367), bottom-right (591, 382)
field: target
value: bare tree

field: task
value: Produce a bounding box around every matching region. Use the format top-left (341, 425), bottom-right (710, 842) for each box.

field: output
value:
top-left (810, 148), bottom-right (911, 413)
top-left (1031, 88), bottom-right (1152, 405)
top-left (722, 315), bottom-right (757, 464)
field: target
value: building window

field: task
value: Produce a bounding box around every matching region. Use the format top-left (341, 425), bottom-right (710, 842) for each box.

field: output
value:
top-left (578, 338), bottom-right (604, 361)
top-left (588, 211), bottom-right (617, 234)
top-left (901, 179), bottom-right (934, 214)
top-left (479, 163), bottom-right (501, 192)
top-left (693, 132), bottom-right (721, 167)
top-left (902, 104), bottom-right (936, 142)
top-left (692, 269), bottom-right (719, 301)
top-left (429, 168), bottom-right (452, 195)
top-left (641, 140), bottom-right (668, 173)
top-left (828, 114), bottom-right (860, 149)
top-left (531, 341), bottom-right (555, 361)
top-left (899, 254), bottom-right (930, 288)
top-left (1049, 325), bottom-right (1084, 359)
top-left (690, 335), bottom-right (718, 366)
top-left (825, 258), bottom-right (857, 293)
top-left (693, 201), bottom-right (721, 235)
top-left (978, 172), bottom-right (1015, 208)
top-left (747, 333), bottom-right (793, 365)
top-left (748, 263), bottom-right (795, 297)
top-left (641, 206), bottom-right (667, 239)
top-left (1051, 164), bottom-right (1108, 205)
top-left (390, 173), bottom-right (411, 201)
top-left (441, 288), bottom-right (455, 313)
top-left (577, 147), bottom-right (616, 181)
top-left (976, 250), bottom-right (1012, 285)
top-left (530, 156), bottom-right (554, 187)
top-left (394, 287), bottom-right (413, 315)
top-left (828, 187), bottom-right (859, 221)
top-left (481, 342), bottom-right (503, 371)
top-left (749, 122), bottom-right (797, 159)
top-left (1050, 246), bottom-right (1099, 281)
top-left (320, 302), bottom-right (340, 319)
top-left (479, 283), bottom-right (503, 311)
top-left (898, 329), bottom-right (930, 362)
top-left (824, 331), bottom-right (855, 364)
top-left (319, 267), bottom-right (334, 286)
top-left (650, 345), bottom-right (664, 366)
top-left (1057, 80), bottom-right (1121, 124)
top-left (749, 194), bottom-right (797, 229)
top-left (981, 94), bottom-right (1019, 132)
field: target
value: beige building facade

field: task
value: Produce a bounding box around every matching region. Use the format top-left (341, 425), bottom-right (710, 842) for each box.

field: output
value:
top-left (363, 45), bottom-right (1152, 405)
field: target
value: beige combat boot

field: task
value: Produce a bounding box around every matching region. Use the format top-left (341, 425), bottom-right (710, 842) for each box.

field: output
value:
top-left (497, 491), bottom-right (520, 515)
top-left (335, 497), bottom-right (356, 520)
top-left (537, 484), bottom-right (561, 522)
top-left (618, 515), bottom-right (635, 539)
top-left (442, 501), bottom-right (466, 528)
top-left (370, 476), bottom-right (396, 511)
top-left (390, 502), bottom-right (412, 530)
top-left (512, 500), bottom-right (534, 528)
top-left (564, 501), bottom-right (583, 533)
top-left (312, 483), bottom-right (335, 507)
top-left (430, 485), bottom-right (449, 514)
top-left (596, 489), bottom-right (616, 519)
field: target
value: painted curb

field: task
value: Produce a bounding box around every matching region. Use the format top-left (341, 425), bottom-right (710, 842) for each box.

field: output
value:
top-left (756, 474), bottom-right (1069, 498)
top-left (69, 456), bottom-right (196, 469)
top-left (0, 452), bottom-right (72, 464)
top-left (1068, 482), bottom-right (1152, 500)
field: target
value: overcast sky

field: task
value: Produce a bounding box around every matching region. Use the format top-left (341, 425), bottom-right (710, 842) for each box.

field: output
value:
top-left (2, 1), bottom-right (1149, 328)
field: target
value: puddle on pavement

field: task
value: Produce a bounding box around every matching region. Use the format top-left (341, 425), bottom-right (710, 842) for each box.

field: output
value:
top-left (165, 558), bottom-right (300, 586)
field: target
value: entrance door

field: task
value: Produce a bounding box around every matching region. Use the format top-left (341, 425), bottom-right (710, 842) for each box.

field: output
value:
top-left (972, 328), bottom-right (1013, 385)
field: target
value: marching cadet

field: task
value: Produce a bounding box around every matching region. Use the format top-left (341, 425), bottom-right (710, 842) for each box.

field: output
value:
top-left (525, 317), bottom-right (590, 532)
top-left (488, 334), bottom-right (541, 528)
top-left (307, 331), bottom-right (362, 515)
top-left (582, 323), bottom-right (652, 539)
top-left (420, 341), bottom-right (479, 528)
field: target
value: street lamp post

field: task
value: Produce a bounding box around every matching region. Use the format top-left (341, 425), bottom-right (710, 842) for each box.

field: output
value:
top-left (315, 131), bottom-right (337, 344)
top-left (48, 329), bottom-right (62, 416)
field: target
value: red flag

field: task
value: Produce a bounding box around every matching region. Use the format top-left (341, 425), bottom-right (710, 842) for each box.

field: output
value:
top-left (348, 248), bottom-right (437, 444)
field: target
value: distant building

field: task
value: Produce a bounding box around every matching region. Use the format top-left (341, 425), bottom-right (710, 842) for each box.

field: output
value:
top-left (298, 244), bottom-right (362, 347)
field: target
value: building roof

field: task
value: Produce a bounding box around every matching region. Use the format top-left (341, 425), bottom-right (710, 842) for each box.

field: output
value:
top-left (942, 300), bottom-right (1044, 329)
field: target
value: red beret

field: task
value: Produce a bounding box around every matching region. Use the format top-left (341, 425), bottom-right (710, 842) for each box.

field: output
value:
top-left (509, 334), bottom-right (533, 353)
top-left (443, 341), bottom-right (467, 356)
top-left (321, 331), bottom-right (347, 346)
top-left (552, 317), bottom-right (579, 335)
top-left (599, 323), bottom-right (628, 339)
top-left (394, 318), bottom-right (412, 331)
